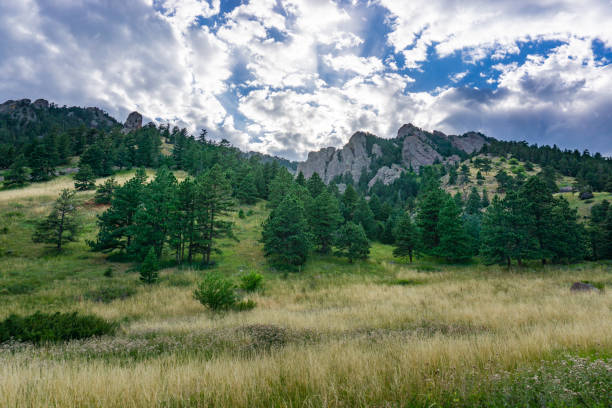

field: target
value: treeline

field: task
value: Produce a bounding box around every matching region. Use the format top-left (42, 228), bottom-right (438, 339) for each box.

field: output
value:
top-left (483, 140), bottom-right (612, 192)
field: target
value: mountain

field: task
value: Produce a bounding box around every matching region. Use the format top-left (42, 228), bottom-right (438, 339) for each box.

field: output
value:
top-left (297, 123), bottom-right (489, 188)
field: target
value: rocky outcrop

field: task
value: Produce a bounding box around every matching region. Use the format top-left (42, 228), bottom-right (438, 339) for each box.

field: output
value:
top-left (122, 111), bottom-right (143, 133)
top-left (32, 99), bottom-right (49, 109)
top-left (297, 123), bottom-right (489, 190)
top-left (297, 131), bottom-right (372, 183)
top-left (368, 164), bottom-right (404, 189)
top-left (449, 131), bottom-right (487, 154)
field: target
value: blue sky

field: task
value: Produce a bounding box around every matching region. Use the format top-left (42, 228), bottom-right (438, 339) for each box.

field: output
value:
top-left (1, 0), bottom-right (611, 160)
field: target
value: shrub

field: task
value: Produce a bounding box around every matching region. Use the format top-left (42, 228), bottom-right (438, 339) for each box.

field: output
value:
top-left (246, 209), bottom-right (255, 216)
top-left (238, 209), bottom-right (246, 219)
top-left (234, 299), bottom-right (257, 311)
top-left (84, 285), bottom-right (136, 303)
top-left (103, 267), bottom-right (113, 278)
top-left (194, 272), bottom-right (238, 311)
top-left (239, 271), bottom-right (264, 292)
top-left (139, 248), bottom-right (159, 284)
top-left (0, 312), bottom-right (116, 343)
top-left (509, 158), bottom-right (519, 165)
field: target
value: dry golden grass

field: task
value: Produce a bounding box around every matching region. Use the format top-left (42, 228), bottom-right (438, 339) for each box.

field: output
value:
top-left (1, 262), bottom-right (610, 407)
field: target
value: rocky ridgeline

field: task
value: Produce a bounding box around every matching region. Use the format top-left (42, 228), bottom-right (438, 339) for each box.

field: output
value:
top-left (297, 123), bottom-right (488, 188)
top-left (122, 111), bottom-right (143, 134)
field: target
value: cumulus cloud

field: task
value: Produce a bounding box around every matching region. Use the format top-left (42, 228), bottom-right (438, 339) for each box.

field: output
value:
top-left (0, 0), bottom-right (610, 159)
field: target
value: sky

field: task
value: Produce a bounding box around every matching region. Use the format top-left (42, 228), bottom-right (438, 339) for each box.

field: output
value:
top-left (1, 0), bottom-right (611, 160)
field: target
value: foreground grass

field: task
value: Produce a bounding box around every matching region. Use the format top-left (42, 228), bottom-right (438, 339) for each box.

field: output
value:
top-left (0, 177), bottom-right (611, 407)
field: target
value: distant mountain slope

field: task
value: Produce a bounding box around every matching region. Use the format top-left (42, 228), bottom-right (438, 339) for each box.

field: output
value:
top-left (297, 123), bottom-right (489, 187)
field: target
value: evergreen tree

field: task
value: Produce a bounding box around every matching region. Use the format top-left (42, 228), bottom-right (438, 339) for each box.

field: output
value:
top-left (132, 167), bottom-right (178, 260)
top-left (465, 187), bottom-right (481, 215)
top-left (380, 215), bottom-right (396, 245)
top-left (236, 171), bottom-right (258, 204)
top-left (29, 143), bottom-right (54, 181)
top-left (89, 169), bottom-right (147, 254)
top-left (198, 165), bottom-right (235, 265)
top-left (480, 196), bottom-right (513, 266)
top-left (519, 176), bottom-right (556, 263)
top-left (354, 198), bottom-right (378, 240)
top-left (435, 197), bottom-right (472, 261)
top-left (32, 189), bottom-right (80, 251)
top-left (139, 247), bottom-right (159, 284)
top-left (306, 172), bottom-right (326, 198)
top-left (368, 194), bottom-right (383, 221)
top-left (74, 164), bottom-right (96, 191)
top-left (307, 189), bottom-right (342, 254)
top-left (588, 200), bottom-right (612, 260)
top-left (548, 197), bottom-right (588, 262)
top-left (295, 171), bottom-right (306, 186)
top-left (335, 222), bottom-right (370, 263)
top-left (393, 211), bottom-right (419, 262)
top-left (341, 184), bottom-right (359, 222)
top-left (94, 177), bottom-right (118, 204)
top-left (481, 188), bottom-right (490, 208)
top-left (262, 193), bottom-right (310, 269)
top-left (4, 155), bottom-right (29, 188)
top-left (416, 180), bottom-right (446, 254)
top-left (448, 165), bottom-right (457, 185)
top-left (268, 169), bottom-right (294, 209)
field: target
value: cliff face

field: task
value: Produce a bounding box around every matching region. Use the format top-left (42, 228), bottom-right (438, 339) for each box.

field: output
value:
top-left (296, 124), bottom-right (488, 189)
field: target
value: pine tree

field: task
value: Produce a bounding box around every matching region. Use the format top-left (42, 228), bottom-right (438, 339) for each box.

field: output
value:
top-left (464, 187), bottom-right (481, 215)
top-left (480, 196), bottom-right (513, 266)
top-left (198, 164), bottom-right (235, 265)
top-left (307, 189), bottom-right (342, 254)
top-left (354, 198), bottom-right (378, 240)
top-left (132, 167), bottom-right (178, 260)
top-left (435, 197), bottom-right (472, 262)
top-left (74, 164), bottom-right (96, 191)
top-left (4, 155), bottom-right (29, 188)
top-left (295, 171), bottom-right (306, 186)
top-left (94, 177), bottom-right (118, 204)
top-left (236, 171), bottom-right (258, 204)
top-left (393, 211), bottom-right (418, 262)
top-left (306, 172), bottom-right (326, 198)
top-left (380, 215), bottom-right (396, 245)
top-left (519, 176), bottom-right (556, 263)
top-left (481, 188), bottom-right (490, 208)
top-left (262, 192), bottom-right (310, 269)
top-left (548, 197), bottom-right (588, 262)
top-left (448, 166), bottom-right (457, 185)
top-left (32, 189), bottom-right (80, 251)
top-left (341, 184), bottom-right (359, 222)
top-left (416, 180), bottom-right (446, 255)
top-left (139, 247), bottom-right (159, 284)
top-left (268, 169), bottom-right (294, 209)
top-left (335, 222), bottom-right (370, 263)
top-left (29, 143), bottom-right (54, 181)
top-left (588, 200), bottom-right (612, 260)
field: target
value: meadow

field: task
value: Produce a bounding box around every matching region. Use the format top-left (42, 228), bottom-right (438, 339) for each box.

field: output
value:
top-left (0, 173), bottom-right (611, 407)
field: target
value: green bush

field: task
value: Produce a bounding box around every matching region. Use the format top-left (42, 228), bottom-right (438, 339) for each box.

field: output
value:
top-left (84, 285), bottom-right (136, 303)
top-left (238, 209), bottom-right (246, 219)
top-left (103, 267), bottom-right (113, 278)
top-left (0, 282), bottom-right (38, 295)
top-left (0, 312), bottom-right (117, 343)
top-left (194, 272), bottom-right (238, 311)
top-left (246, 209), bottom-right (255, 216)
top-left (239, 271), bottom-right (264, 292)
top-left (234, 299), bottom-right (257, 311)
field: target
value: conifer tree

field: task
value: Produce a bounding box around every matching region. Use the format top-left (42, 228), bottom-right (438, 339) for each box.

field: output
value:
top-left (393, 211), bottom-right (418, 262)
top-left (354, 198), bottom-right (378, 240)
top-left (341, 184), bottom-right (359, 222)
top-left (588, 200), bottom-right (612, 260)
top-left (481, 188), bottom-right (490, 208)
top-left (262, 192), bottom-right (310, 269)
top-left (32, 189), bottom-right (80, 251)
top-left (295, 171), bottom-right (306, 186)
top-left (198, 165), bottom-right (235, 265)
top-left (306, 172), bottom-right (326, 198)
top-left (139, 247), bottom-right (159, 284)
top-left (335, 222), bottom-right (370, 263)
top-left (465, 187), bottom-right (481, 215)
top-left (435, 197), bottom-right (472, 261)
top-left (4, 155), bottom-right (29, 188)
top-left (236, 171), bottom-right (258, 204)
top-left (380, 215), bottom-right (396, 245)
top-left (268, 169), bottom-right (294, 209)
top-left (74, 164), bottom-right (96, 191)
top-left (94, 177), bottom-right (118, 204)
top-left (416, 180), bottom-right (446, 254)
top-left (307, 189), bottom-right (342, 254)
top-left (89, 169), bottom-right (147, 254)
top-left (548, 197), bottom-right (588, 262)
top-left (519, 176), bottom-right (556, 263)
top-left (132, 167), bottom-right (178, 260)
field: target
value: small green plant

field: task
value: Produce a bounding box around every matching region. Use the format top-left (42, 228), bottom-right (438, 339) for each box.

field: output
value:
top-left (234, 299), bottom-right (257, 311)
top-left (103, 267), bottom-right (113, 278)
top-left (238, 209), bottom-right (246, 219)
top-left (246, 209), bottom-right (255, 216)
top-left (0, 312), bottom-right (116, 343)
top-left (509, 158), bottom-right (519, 165)
top-left (194, 272), bottom-right (238, 311)
top-left (239, 271), bottom-right (264, 292)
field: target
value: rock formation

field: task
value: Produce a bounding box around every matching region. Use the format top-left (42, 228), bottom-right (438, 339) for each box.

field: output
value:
top-left (122, 111), bottom-right (143, 133)
top-left (296, 123), bottom-right (489, 189)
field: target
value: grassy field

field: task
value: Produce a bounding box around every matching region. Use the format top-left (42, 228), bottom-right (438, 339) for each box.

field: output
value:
top-left (1, 173), bottom-right (611, 407)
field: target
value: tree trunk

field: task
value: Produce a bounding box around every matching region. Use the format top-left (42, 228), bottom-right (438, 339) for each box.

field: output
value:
top-left (57, 210), bottom-right (65, 251)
